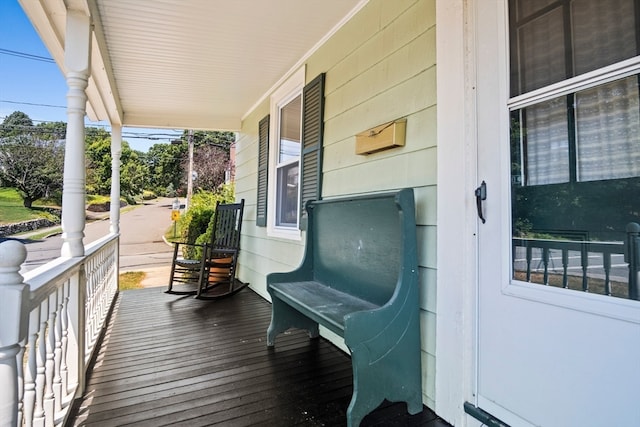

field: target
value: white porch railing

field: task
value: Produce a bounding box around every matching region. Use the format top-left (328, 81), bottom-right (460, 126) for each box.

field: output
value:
top-left (0, 233), bottom-right (119, 427)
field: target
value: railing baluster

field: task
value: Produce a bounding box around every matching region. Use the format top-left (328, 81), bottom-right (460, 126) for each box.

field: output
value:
top-left (561, 249), bottom-right (569, 288)
top-left (603, 252), bottom-right (612, 296)
top-left (581, 244), bottom-right (589, 292)
top-left (53, 286), bottom-right (64, 414)
top-left (626, 223), bottom-right (640, 300)
top-left (24, 309), bottom-right (40, 427)
top-left (526, 245), bottom-right (532, 282)
top-left (44, 294), bottom-right (56, 426)
top-left (17, 337), bottom-right (25, 427)
top-left (34, 304), bottom-right (47, 427)
top-left (61, 280), bottom-right (70, 396)
top-left (542, 247), bottom-right (550, 285)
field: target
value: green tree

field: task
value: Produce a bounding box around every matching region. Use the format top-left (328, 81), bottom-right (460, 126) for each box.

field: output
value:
top-left (0, 111), bottom-right (33, 137)
top-left (181, 130), bottom-right (235, 151)
top-left (120, 148), bottom-right (148, 197)
top-left (0, 112), bottom-right (65, 207)
top-left (85, 137), bottom-right (112, 194)
top-left (85, 136), bottom-right (148, 198)
top-left (146, 142), bottom-right (186, 195)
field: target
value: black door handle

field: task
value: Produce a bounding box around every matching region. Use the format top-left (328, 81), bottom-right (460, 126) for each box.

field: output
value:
top-left (475, 181), bottom-right (487, 224)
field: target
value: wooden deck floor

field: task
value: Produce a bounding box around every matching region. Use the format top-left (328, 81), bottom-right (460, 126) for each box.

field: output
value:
top-left (69, 286), bottom-right (450, 427)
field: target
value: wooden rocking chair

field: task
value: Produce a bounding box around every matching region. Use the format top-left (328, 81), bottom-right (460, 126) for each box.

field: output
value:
top-left (166, 199), bottom-right (248, 300)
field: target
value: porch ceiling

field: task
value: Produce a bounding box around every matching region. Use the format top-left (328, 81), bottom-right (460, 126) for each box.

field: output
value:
top-left (19, 0), bottom-right (366, 131)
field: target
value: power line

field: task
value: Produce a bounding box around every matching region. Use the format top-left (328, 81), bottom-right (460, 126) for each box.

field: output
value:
top-left (0, 48), bottom-right (55, 63)
top-left (1, 99), bottom-right (66, 109)
top-left (0, 122), bottom-right (183, 141)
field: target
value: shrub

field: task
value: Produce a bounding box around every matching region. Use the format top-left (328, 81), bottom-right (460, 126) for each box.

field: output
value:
top-left (142, 190), bottom-right (157, 200)
top-left (179, 183), bottom-right (236, 259)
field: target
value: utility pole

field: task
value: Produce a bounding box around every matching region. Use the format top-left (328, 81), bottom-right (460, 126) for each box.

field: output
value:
top-left (186, 129), bottom-right (194, 211)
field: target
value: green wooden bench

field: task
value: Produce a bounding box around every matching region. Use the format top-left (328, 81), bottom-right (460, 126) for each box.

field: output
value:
top-left (266, 188), bottom-right (422, 427)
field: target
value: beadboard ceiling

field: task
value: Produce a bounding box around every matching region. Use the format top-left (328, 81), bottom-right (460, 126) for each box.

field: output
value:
top-left (19, 0), bottom-right (366, 130)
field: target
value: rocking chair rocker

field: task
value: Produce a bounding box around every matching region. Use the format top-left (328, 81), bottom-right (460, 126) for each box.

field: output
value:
top-left (166, 199), bottom-right (248, 300)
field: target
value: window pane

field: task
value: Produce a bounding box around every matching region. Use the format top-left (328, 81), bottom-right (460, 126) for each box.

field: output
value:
top-left (275, 93), bottom-right (301, 228)
top-left (572, 0), bottom-right (637, 75)
top-left (576, 75), bottom-right (640, 181)
top-left (276, 162), bottom-right (299, 227)
top-left (520, 97), bottom-right (570, 185)
top-left (516, 0), bottom-right (556, 19)
top-left (510, 0), bottom-right (639, 96)
top-left (517, 8), bottom-right (566, 94)
top-left (279, 95), bottom-right (301, 163)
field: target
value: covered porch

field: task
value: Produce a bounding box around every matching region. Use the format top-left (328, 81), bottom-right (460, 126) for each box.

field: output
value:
top-left (1, 1), bottom-right (445, 426)
top-left (67, 287), bottom-right (447, 426)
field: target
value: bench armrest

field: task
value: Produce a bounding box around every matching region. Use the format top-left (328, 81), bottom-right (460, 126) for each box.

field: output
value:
top-left (343, 265), bottom-right (420, 355)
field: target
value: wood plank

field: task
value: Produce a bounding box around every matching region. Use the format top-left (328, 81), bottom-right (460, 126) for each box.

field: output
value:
top-left (69, 287), bottom-right (449, 426)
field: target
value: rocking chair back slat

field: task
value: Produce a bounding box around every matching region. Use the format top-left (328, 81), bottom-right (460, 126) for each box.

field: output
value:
top-left (212, 202), bottom-right (243, 250)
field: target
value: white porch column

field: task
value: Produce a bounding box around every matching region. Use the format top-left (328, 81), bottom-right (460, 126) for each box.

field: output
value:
top-left (110, 125), bottom-right (122, 234)
top-left (61, 10), bottom-right (92, 257)
top-left (0, 241), bottom-right (29, 426)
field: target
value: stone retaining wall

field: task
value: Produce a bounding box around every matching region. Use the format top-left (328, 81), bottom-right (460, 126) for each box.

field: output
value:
top-left (0, 218), bottom-right (59, 237)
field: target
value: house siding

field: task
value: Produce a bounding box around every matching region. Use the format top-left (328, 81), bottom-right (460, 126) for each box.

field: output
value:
top-left (235, 0), bottom-right (437, 409)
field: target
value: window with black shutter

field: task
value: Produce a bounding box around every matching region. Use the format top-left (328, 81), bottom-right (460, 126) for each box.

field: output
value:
top-left (256, 71), bottom-right (325, 232)
top-left (256, 114), bottom-right (269, 227)
top-left (299, 73), bottom-right (325, 229)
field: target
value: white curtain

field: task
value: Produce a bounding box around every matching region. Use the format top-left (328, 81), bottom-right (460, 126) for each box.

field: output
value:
top-left (525, 98), bottom-right (570, 185)
top-left (576, 76), bottom-right (640, 181)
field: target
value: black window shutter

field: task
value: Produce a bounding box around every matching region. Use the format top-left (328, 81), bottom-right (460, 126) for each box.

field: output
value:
top-left (256, 114), bottom-right (270, 227)
top-left (299, 73), bottom-right (325, 230)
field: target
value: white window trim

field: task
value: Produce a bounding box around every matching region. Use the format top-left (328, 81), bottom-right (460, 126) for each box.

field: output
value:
top-left (267, 66), bottom-right (305, 240)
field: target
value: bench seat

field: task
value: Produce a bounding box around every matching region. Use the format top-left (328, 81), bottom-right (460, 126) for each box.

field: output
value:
top-left (269, 281), bottom-right (379, 335)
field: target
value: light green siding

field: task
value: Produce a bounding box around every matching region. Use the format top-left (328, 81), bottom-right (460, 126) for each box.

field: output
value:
top-left (235, 0), bottom-right (437, 409)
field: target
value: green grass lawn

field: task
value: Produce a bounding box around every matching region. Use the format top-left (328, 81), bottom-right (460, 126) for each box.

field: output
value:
top-left (119, 271), bottom-right (145, 290)
top-left (0, 188), bottom-right (50, 224)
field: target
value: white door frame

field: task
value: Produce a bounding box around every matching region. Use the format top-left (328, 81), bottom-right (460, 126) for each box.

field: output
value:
top-left (435, 0), bottom-right (481, 425)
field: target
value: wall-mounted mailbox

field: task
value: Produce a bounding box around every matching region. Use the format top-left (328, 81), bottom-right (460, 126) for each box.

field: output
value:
top-left (355, 119), bottom-right (406, 155)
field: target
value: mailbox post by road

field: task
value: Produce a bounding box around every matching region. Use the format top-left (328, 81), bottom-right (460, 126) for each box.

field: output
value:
top-left (171, 198), bottom-right (181, 238)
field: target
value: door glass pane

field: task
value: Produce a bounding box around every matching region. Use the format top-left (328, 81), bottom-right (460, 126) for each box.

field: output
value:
top-left (511, 76), bottom-right (640, 301)
top-left (572, 0), bottom-right (637, 75)
top-left (576, 75), bottom-right (640, 181)
top-left (516, 7), bottom-right (566, 94)
top-left (510, 0), bottom-right (638, 97)
top-left (515, 0), bottom-right (556, 19)
top-left (510, 0), bottom-right (640, 301)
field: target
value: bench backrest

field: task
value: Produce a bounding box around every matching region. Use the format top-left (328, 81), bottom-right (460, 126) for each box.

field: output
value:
top-left (307, 189), bottom-right (415, 306)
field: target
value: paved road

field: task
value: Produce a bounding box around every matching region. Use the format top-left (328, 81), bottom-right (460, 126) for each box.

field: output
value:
top-left (15, 198), bottom-right (176, 275)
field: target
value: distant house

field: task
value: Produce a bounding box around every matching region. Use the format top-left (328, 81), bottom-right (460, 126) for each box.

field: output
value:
top-left (16, 1), bottom-right (640, 426)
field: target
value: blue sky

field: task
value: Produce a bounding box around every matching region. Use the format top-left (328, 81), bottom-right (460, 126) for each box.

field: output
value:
top-left (0, 0), bottom-right (181, 151)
